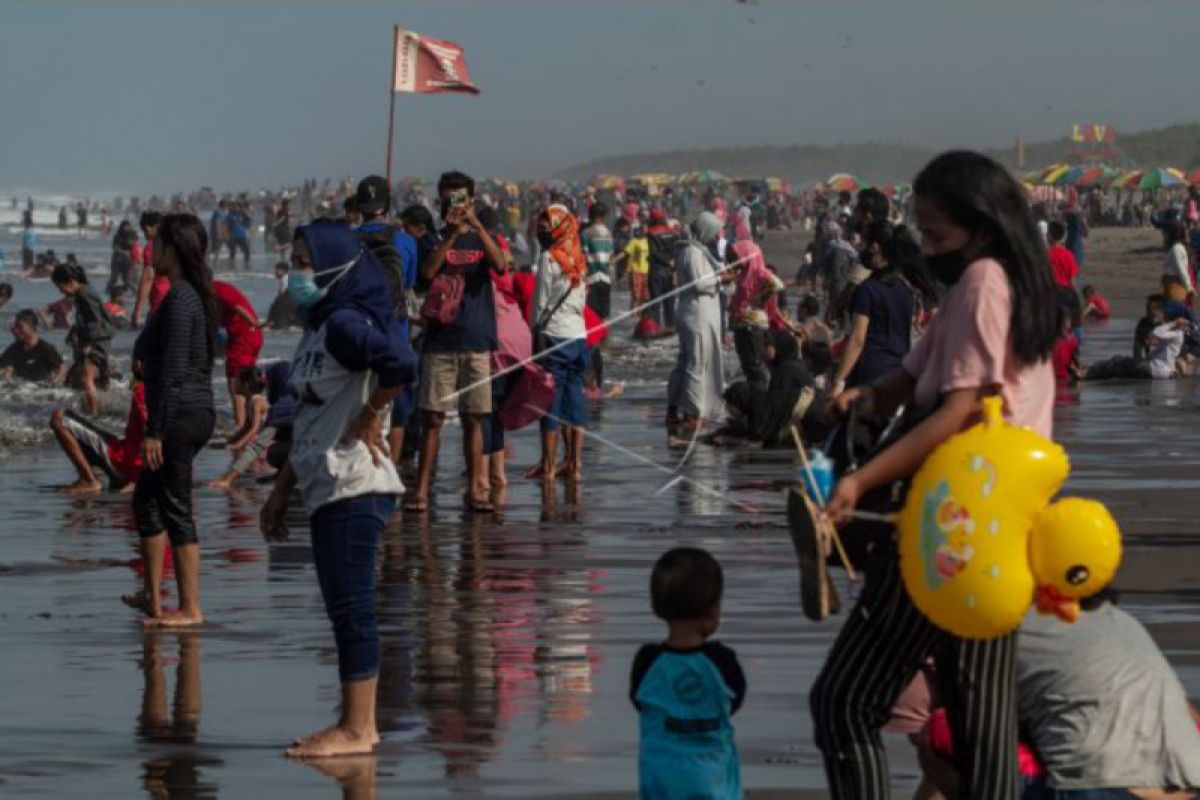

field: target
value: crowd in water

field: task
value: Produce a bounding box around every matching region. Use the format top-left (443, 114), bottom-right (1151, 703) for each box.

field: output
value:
top-left (3, 153), bottom-right (1200, 797)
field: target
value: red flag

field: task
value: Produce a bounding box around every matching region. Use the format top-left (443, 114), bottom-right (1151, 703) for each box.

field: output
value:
top-left (392, 27), bottom-right (480, 95)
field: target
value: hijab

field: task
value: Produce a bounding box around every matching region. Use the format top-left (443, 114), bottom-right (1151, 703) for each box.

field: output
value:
top-left (690, 211), bottom-right (723, 245)
top-left (824, 220), bottom-right (858, 259)
top-left (758, 329), bottom-right (814, 443)
top-left (294, 221), bottom-right (396, 333)
top-left (540, 204), bottom-right (586, 285)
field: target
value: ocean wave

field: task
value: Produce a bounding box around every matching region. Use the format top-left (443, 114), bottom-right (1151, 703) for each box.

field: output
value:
top-left (0, 379), bottom-right (133, 450)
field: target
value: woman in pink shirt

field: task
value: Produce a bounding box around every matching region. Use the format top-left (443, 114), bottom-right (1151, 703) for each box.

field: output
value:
top-left (810, 152), bottom-right (1060, 800)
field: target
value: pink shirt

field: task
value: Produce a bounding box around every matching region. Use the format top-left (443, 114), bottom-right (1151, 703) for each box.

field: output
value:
top-left (902, 258), bottom-right (1054, 438)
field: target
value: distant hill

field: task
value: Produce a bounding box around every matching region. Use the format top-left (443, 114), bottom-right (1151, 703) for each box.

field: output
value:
top-left (558, 122), bottom-right (1200, 185)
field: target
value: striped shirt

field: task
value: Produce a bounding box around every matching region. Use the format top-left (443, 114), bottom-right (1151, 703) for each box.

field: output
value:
top-left (582, 223), bottom-right (613, 285)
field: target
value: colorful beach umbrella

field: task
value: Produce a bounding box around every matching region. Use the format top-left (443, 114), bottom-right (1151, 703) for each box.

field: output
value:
top-left (1072, 166), bottom-right (1118, 189)
top-left (592, 174), bottom-right (625, 191)
top-left (632, 172), bottom-right (672, 186)
top-left (826, 173), bottom-right (866, 192)
top-left (678, 169), bottom-right (728, 186)
top-left (1040, 165), bottom-right (1073, 186)
top-left (1133, 168), bottom-right (1185, 191)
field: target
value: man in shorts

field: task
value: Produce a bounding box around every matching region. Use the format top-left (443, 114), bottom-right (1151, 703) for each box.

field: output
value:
top-left (406, 171), bottom-right (509, 513)
top-left (50, 378), bottom-right (147, 494)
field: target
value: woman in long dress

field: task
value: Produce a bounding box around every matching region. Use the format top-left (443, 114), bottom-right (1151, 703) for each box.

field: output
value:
top-left (667, 212), bottom-right (725, 437)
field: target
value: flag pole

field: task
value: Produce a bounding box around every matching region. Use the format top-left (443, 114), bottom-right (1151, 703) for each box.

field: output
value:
top-left (385, 25), bottom-right (399, 186)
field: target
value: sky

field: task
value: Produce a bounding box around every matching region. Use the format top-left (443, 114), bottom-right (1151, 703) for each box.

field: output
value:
top-left (2, 0), bottom-right (1197, 194)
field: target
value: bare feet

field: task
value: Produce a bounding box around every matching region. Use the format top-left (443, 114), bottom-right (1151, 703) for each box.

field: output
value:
top-left (525, 462), bottom-right (557, 480)
top-left (402, 495), bottom-right (428, 513)
top-left (141, 608), bottom-right (204, 629)
top-left (287, 724), bottom-right (379, 758)
top-left (122, 591), bottom-right (156, 616)
top-left (57, 479), bottom-right (103, 495)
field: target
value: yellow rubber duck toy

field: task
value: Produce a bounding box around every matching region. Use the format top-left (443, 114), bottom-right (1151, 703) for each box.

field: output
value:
top-left (897, 396), bottom-right (1122, 640)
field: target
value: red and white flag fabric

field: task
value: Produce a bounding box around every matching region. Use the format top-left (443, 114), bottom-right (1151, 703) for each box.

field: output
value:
top-left (392, 27), bottom-right (480, 95)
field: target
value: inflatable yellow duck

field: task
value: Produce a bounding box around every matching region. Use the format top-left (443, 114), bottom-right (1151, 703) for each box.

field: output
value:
top-left (897, 397), bottom-right (1122, 640)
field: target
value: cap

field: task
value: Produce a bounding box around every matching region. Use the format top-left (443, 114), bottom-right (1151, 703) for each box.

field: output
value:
top-left (355, 175), bottom-right (391, 216)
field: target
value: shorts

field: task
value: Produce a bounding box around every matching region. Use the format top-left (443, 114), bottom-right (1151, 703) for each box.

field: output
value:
top-left (230, 425), bottom-right (276, 473)
top-left (419, 351), bottom-right (491, 415)
top-left (540, 337), bottom-right (588, 432)
top-left (61, 411), bottom-right (124, 486)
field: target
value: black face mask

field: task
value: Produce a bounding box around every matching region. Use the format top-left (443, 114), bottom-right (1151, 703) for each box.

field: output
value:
top-left (926, 251), bottom-right (969, 286)
top-left (537, 230), bottom-right (555, 249)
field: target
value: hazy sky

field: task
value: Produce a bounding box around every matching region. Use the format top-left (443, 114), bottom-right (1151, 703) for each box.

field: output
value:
top-left (2, 0), bottom-right (1197, 193)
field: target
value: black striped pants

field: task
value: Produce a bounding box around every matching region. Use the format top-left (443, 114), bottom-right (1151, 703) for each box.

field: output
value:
top-left (810, 544), bottom-right (1020, 799)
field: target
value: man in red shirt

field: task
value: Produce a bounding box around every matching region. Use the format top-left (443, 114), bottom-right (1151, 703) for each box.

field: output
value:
top-left (51, 381), bottom-right (148, 493)
top-left (1047, 220), bottom-right (1079, 289)
top-left (213, 279), bottom-right (264, 428)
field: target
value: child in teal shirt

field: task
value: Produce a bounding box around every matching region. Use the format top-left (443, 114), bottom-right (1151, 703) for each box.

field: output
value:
top-left (630, 547), bottom-right (746, 800)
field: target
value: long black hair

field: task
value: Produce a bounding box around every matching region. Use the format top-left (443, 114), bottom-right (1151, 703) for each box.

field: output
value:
top-left (913, 151), bottom-right (1058, 364)
top-left (862, 221), bottom-right (939, 307)
top-left (156, 213), bottom-right (219, 354)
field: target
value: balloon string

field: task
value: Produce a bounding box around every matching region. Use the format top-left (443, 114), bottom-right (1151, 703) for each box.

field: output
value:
top-left (790, 426), bottom-right (858, 582)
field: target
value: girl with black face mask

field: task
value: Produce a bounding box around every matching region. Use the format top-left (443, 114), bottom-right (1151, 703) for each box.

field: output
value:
top-left (809, 151), bottom-right (1059, 800)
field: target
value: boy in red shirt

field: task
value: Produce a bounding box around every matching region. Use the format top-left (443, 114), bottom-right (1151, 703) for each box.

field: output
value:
top-left (1081, 284), bottom-right (1111, 321)
top-left (213, 279), bottom-right (264, 428)
top-left (51, 379), bottom-right (148, 493)
top-left (1047, 220), bottom-right (1079, 289)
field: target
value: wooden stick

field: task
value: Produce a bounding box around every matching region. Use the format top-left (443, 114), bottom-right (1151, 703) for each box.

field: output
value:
top-left (789, 426), bottom-right (858, 581)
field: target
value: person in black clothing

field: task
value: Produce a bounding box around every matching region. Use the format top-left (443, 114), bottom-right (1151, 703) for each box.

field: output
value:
top-left (0, 309), bottom-right (65, 382)
top-left (646, 209), bottom-right (681, 328)
top-left (127, 213), bottom-right (217, 629)
top-left (52, 262), bottom-right (114, 416)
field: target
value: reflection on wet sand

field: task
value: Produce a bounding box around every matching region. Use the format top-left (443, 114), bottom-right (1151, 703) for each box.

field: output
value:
top-left (369, 507), bottom-right (600, 779)
top-left (138, 634), bottom-right (221, 799)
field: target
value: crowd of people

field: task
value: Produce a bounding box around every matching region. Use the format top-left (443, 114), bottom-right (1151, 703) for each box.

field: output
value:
top-left (3, 151), bottom-right (1198, 796)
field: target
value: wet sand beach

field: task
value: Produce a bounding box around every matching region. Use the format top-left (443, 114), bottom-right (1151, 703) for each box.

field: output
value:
top-left (0, 227), bottom-right (1196, 798)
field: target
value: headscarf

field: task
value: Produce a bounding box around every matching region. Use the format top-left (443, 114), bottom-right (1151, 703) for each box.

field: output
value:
top-left (728, 240), bottom-right (777, 324)
top-left (690, 211), bottom-right (723, 245)
top-left (824, 220), bottom-right (858, 258)
top-left (294, 221), bottom-right (396, 332)
top-left (540, 204), bottom-right (586, 285)
top-left (758, 329), bottom-right (814, 443)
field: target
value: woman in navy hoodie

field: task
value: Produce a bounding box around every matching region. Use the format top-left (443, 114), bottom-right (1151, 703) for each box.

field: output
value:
top-left (261, 221), bottom-right (415, 758)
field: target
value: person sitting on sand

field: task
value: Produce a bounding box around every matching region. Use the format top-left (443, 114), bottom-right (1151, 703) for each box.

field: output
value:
top-left (630, 548), bottom-right (745, 800)
top-left (208, 366), bottom-right (271, 490)
top-left (1081, 284), bottom-right (1110, 321)
top-left (50, 367), bottom-right (147, 494)
top-left (796, 294), bottom-right (833, 344)
top-left (916, 591), bottom-right (1200, 800)
top-left (0, 309), bottom-right (65, 383)
top-left (1086, 299), bottom-right (1190, 380)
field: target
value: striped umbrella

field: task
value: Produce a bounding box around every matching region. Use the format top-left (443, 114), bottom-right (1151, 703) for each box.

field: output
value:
top-left (1040, 165), bottom-right (1073, 186)
top-left (1134, 168), bottom-right (1185, 191)
top-left (827, 173), bottom-right (867, 192)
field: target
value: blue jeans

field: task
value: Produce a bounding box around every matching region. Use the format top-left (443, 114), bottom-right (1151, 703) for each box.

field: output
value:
top-left (310, 494), bottom-right (395, 683)
top-left (541, 336), bottom-right (588, 433)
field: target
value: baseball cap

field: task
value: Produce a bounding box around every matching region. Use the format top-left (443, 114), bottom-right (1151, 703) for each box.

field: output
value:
top-left (355, 175), bottom-right (391, 216)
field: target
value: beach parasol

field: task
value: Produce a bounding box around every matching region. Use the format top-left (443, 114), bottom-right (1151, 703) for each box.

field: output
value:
top-left (592, 174), bottom-right (625, 191)
top-left (632, 172), bottom-right (672, 186)
top-left (826, 173), bottom-right (867, 192)
top-left (1040, 165), bottom-right (1073, 186)
top-left (764, 176), bottom-right (791, 193)
top-left (1072, 166), bottom-right (1118, 189)
top-left (1127, 168), bottom-right (1185, 191)
top-left (678, 169), bottom-right (729, 186)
